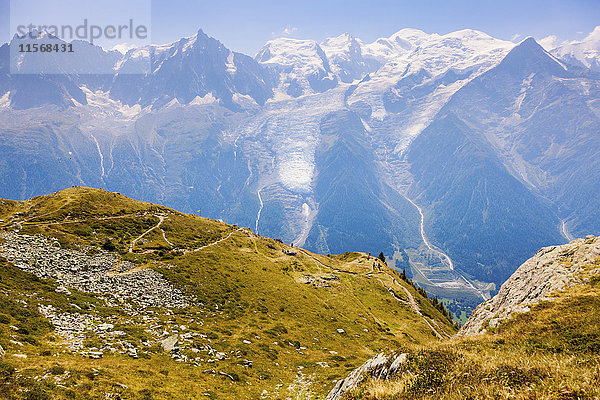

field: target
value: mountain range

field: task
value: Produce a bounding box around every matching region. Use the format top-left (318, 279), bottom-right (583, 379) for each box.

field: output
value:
top-left (1, 27), bottom-right (600, 310)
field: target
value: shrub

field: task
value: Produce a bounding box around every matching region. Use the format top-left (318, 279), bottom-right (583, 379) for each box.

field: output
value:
top-left (0, 361), bottom-right (15, 377)
top-left (25, 386), bottom-right (49, 400)
top-left (492, 364), bottom-right (547, 388)
top-left (264, 324), bottom-right (288, 337)
top-left (102, 239), bottom-right (116, 251)
top-left (139, 389), bottom-right (154, 400)
top-left (48, 365), bottom-right (66, 375)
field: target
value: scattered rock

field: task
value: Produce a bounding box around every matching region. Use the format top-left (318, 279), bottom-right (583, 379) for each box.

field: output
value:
top-left (326, 352), bottom-right (408, 400)
top-left (1, 232), bottom-right (190, 309)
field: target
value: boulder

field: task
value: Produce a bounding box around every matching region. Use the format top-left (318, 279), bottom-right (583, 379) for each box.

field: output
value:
top-left (161, 334), bottom-right (178, 352)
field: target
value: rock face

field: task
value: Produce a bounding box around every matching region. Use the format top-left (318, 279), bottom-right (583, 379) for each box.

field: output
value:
top-left (457, 235), bottom-right (600, 336)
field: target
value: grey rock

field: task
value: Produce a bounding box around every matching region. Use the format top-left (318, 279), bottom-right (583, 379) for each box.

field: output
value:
top-left (1, 232), bottom-right (190, 309)
top-left (326, 352), bottom-right (408, 400)
top-left (55, 285), bottom-right (72, 295)
top-left (89, 351), bottom-right (103, 359)
top-left (457, 235), bottom-right (600, 337)
top-left (161, 334), bottom-right (178, 352)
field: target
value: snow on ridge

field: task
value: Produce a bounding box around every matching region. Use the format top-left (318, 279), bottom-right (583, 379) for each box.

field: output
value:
top-left (321, 33), bottom-right (355, 55)
top-left (233, 93), bottom-right (259, 108)
top-left (190, 93), bottom-right (218, 105)
top-left (79, 87), bottom-right (145, 120)
top-left (256, 37), bottom-right (327, 70)
top-left (225, 51), bottom-right (237, 74)
top-left (388, 28), bottom-right (432, 46)
top-left (348, 28), bottom-right (515, 120)
top-left (0, 92), bottom-right (10, 108)
top-left (182, 34), bottom-right (198, 52)
top-left (551, 26), bottom-right (600, 70)
top-left (111, 43), bottom-right (138, 55)
top-left (256, 37), bottom-right (335, 97)
top-left (127, 47), bottom-right (151, 60)
top-left (360, 28), bottom-right (432, 63)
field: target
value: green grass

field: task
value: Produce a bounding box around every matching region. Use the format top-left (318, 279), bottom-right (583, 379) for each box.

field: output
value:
top-left (0, 187), bottom-right (457, 399)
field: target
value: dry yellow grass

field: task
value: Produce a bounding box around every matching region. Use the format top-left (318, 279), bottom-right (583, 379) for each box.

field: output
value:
top-left (346, 275), bottom-right (600, 400)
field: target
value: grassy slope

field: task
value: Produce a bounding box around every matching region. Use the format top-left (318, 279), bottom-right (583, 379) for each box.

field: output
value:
top-left (348, 250), bottom-right (600, 399)
top-left (0, 187), bottom-right (456, 399)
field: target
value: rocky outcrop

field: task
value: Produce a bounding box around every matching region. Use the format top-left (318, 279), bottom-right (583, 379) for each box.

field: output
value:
top-left (457, 235), bottom-right (600, 337)
top-left (326, 352), bottom-right (408, 400)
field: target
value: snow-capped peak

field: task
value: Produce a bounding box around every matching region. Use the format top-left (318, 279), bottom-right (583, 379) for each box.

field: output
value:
top-left (255, 37), bottom-right (336, 97)
top-left (389, 28), bottom-right (432, 45)
top-left (321, 33), bottom-right (376, 83)
top-left (360, 28), bottom-right (432, 63)
top-left (551, 25), bottom-right (600, 71)
top-left (256, 38), bottom-right (328, 69)
top-left (321, 33), bottom-right (356, 51)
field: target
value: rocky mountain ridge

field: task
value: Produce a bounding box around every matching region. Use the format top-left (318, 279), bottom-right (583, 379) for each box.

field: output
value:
top-left (458, 234), bottom-right (600, 336)
top-left (324, 234), bottom-right (600, 399)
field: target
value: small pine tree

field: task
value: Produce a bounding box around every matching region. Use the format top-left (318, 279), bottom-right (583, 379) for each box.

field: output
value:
top-left (102, 239), bottom-right (116, 251)
top-left (377, 252), bottom-right (386, 265)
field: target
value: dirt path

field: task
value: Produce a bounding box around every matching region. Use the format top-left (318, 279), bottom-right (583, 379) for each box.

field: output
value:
top-left (185, 228), bottom-right (243, 253)
top-left (129, 215), bottom-right (167, 252)
top-left (296, 248), bottom-right (379, 276)
top-left (161, 228), bottom-right (174, 248)
top-left (377, 278), bottom-right (410, 306)
top-left (388, 277), bottom-right (445, 339)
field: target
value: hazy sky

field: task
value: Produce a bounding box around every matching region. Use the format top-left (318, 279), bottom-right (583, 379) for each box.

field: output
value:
top-left (1, 0), bottom-right (599, 54)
